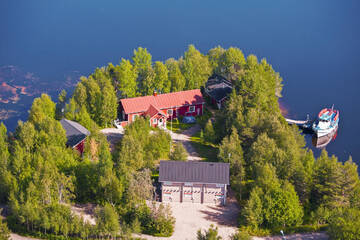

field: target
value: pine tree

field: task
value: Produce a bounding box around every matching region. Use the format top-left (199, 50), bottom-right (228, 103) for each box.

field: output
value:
top-left (311, 150), bottom-right (343, 209)
top-left (204, 119), bottom-right (216, 143)
top-left (243, 187), bottom-right (264, 229)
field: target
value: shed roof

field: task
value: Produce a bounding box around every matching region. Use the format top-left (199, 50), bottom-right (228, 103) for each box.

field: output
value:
top-left (60, 119), bottom-right (90, 147)
top-left (205, 75), bottom-right (233, 102)
top-left (120, 89), bottom-right (204, 114)
top-left (159, 161), bottom-right (230, 185)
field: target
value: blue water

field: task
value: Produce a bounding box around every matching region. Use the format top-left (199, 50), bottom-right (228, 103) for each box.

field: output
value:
top-left (1, 0), bottom-right (360, 162)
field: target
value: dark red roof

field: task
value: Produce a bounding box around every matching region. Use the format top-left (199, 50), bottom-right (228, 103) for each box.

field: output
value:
top-left (120, 89), bottom-right (204, 114)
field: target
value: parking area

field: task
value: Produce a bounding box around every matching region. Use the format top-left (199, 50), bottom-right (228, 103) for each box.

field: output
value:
top-left (138, 193), bottom-right (239, 240)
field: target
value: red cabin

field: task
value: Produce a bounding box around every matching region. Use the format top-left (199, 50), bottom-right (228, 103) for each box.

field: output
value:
top-left (118, 89), bottom-right (205, 128)
top-left (60, 119), bottom-right (90, 154)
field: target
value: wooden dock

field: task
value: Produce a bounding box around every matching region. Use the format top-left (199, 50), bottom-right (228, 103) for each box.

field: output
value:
top-left (285, 114), bottom-right (313, 130)
top-left (285, 118), bottom-right (309, 125)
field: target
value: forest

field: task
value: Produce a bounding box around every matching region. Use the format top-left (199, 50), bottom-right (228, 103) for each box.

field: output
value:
top-left (1, 45), bottom-right (360, 240)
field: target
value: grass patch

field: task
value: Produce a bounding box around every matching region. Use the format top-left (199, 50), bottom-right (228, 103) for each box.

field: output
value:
top-left (190, 130), bottom-right (218, 162)
top-left (169, 120), bottom-right (195, 133)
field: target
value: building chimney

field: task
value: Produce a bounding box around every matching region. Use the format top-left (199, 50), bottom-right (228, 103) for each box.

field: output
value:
top-left (153, 90), bottom-right (157, 97)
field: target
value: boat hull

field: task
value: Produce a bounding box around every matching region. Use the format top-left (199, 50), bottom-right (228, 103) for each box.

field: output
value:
top-left (312, 125), bottom-right (338, 148)
top-left (313, 124), bottom-right (338, 137)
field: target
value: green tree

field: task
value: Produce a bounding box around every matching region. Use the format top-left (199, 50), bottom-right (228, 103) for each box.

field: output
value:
top-left (207, 46), bottom-right (225, 74)
top-left (73, 81), bottom-right (88, 106)
top-left (218, 47), bottom-right (246, 80)
top-left (218, 127), bottom-right (244, 179)
top-left (0, 209), bottom-right (10, 240)
top-left (166, 58), bottom-right (185, 92)
top-left (170, 143), bottom-right (187, 161)
top-left (139, 65), bottom-right (156, 96)
top-left (182, 45), bottom-right (211, 89)
top-left (95, 203), bottom-right (120, 239)
top-left (28, 94), bottom-right (56, 123)
top-left (154, 61), bottom-right (170, 93)
top-left (55, 90), bottom-right (67, 120)
top-left (242, 187), bottom-right (264, 229)
top-left (262, 181), bottom-right (303, 228)
top-left (115, 58), bottom-right (137, 98)
top-left (132, 47), bottom-right (152, 75)
top-left (132, 47), bottom-right (153, 94)
top-left (0, 123), bottom-right (12, 203)
top-left (98, 80), bottom-right (117, 127)
top-left (328, 208), bottom-right (360, 240)
top-left (311, 150), bottom-right (344, 209)
top-left (204, 119), bottom-right (216, 143)
top-left (125, 169), bottom-right (154, 204)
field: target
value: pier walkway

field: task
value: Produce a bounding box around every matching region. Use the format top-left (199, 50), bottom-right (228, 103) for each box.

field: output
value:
top-left (285, 114), bottom-right (312, 129)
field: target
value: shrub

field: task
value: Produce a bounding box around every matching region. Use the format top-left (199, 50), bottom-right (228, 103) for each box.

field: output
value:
top-left (197, 224), bottom-right (222, 240)
top-left (170, 143), bottom-right (187, 161)
top-left (142, 203), bottom-right (175, 237)
top-left (230, 230), bottom-right (251, 240)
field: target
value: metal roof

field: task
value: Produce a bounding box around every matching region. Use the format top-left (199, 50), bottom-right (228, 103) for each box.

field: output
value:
top-left (159, 161), bottom-right (230, 185)
top-left (205, 75), bottom-right (233, 102)
top-left (60, 119), bottom-right (90, 147)
top-left (120, 89), bottom-right (205, 114)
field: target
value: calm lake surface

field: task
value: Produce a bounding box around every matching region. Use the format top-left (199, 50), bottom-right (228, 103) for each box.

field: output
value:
top-left (1, 0), bottom-right (360, 163)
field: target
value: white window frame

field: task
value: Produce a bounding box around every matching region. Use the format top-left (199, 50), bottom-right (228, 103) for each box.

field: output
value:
top-left (167, 109), bottom-right (173, 116)
top-left (153, 118), bottom-right (157, 124)
top-left (189, 106), bottom-right (195, 113)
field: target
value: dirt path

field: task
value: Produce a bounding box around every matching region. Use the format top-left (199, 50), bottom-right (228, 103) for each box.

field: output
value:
top-left (168, 124), bottom-right (202, 161)
top-left (100, 127), bottom-right (124, 151)
top-left (10, 234), bottom-right (41, 240)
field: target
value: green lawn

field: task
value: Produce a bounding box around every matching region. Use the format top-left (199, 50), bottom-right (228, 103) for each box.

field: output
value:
top-left (190, 131), bottom-right (219, 162)
top-left (169, 120), bottom-right (195, 133)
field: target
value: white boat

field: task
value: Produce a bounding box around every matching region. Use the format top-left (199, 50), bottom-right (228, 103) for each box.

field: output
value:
top-left (312, 105), bottom-right (339, 137)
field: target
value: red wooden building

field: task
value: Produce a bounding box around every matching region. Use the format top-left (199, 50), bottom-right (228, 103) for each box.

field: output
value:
top-left (118, 89), bottom-right (205, 128)
top-left (60, 119), bottom-right (90, 154)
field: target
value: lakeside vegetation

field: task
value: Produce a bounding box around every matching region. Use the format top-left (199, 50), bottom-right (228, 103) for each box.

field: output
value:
top-left (0, 45), bottom-right (360, 240)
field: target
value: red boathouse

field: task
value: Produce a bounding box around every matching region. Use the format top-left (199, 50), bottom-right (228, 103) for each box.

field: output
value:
top-left (118, 89), bottom-right (205, 128)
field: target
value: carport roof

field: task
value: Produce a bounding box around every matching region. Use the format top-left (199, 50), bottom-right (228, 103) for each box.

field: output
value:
top-left (159, 161), bottom-right (230, 185)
